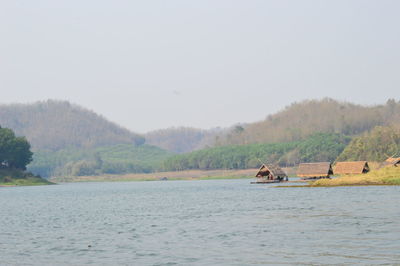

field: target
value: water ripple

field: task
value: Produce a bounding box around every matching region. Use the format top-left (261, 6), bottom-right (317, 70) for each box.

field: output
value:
top-left (1, 180), bottom-right (399, 265)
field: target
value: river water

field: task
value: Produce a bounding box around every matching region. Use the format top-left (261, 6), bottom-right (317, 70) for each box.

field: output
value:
top-left (1, 179), bottom-right (399, 265)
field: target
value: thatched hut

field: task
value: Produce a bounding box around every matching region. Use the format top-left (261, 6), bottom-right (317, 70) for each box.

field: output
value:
top-left (297, 162), bottom-right (333, 179)
top-left (334, 161), bottom-right (370, 175)
top-left (255, 164), bottom-right (288, 183)
top-left (381, 157), bottom-right (400, 167)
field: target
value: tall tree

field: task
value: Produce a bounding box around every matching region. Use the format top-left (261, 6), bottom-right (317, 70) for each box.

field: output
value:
top-left (0, 127), bottom-right (33, 170)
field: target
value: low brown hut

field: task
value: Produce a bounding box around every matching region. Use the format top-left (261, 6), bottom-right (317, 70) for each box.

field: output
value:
top-left (297, 162), bottom-right (333, 179)
top-left (334, 161), bottom-right (370, 175)
top-left (381, 157), bottom-right (400, 167)
top-left (255, 164), bottom-right (288, 183)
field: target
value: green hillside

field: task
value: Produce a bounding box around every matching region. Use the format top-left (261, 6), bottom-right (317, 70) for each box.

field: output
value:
top-left (162, 133), bottom-right (350, 171)
top-left (28, 144), bottom-right (172, 178)
top-left (336, 126), bottom-right (400, 162)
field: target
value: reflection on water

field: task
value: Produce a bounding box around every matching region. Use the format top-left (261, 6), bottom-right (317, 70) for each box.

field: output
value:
top-left (1, 180), bottom-right (400, 265)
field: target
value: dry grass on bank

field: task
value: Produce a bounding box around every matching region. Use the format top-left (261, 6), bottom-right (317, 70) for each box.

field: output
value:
top-left (51, 168), bottom-right (260, 183)
top-left (310, 166), bottom-right (400, 187)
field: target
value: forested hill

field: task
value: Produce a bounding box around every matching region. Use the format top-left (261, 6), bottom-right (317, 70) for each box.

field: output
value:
top-left (3, 98), bottom-right (398, 155)
top-left (145, 127), bottom-right (228, 153)
top-left (0, 100), bottom-right (145, 151)
top-left (143, 99), bottom-right (400, 153)
top-left (162, 133), bottom-right (351, 171)
top-left (214, 98), bottom-right (400, 146)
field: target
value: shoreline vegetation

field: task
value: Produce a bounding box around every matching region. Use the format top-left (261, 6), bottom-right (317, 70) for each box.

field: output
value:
top-left (0, 126), bottom-right (52, 187)
top-left (50, 165), bottom-right (400, 188)
top-left (307, 166), bottom-right (400, 187)
top-left (0, 169), bottom-right (53, 187)
top-left (50, 168), bottom-right (260, 183)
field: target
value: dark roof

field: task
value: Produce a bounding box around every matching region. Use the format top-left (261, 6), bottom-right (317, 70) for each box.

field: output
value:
top-left (334, 161), bottom-right (369, 175)
top-left (297, 162), bottom-right (333, 178)
top-left (255, 164), bottom-right (287, 178)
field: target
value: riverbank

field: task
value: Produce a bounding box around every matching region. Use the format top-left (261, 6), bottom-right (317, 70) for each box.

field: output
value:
top-left (50, 168), bottom-right (260, 183)
top-left (309, 166), bottom-right (400, 187)
top-left (0, 169), bottom-right (52, 187)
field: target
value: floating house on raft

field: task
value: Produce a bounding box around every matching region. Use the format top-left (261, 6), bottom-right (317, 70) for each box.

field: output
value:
top-left (297, 162), bottom-right (333, 180)
top-left (381, 157), bottom-right (400, 168)
top-left (334, 161), bottom-right (370, 175)
top-left (253, 164), bottom-right (288, 183)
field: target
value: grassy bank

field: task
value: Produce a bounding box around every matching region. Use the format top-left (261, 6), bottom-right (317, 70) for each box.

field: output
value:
top-left (0, 169), bottom-right (53, 187)
top-left (310, 166), bottom-right (400, 187)
top-left (50, 168), bottom-right (260, 183)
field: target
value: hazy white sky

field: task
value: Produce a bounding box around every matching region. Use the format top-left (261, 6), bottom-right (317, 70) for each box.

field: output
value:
top-left (1, 0), bottom-right (399, 133)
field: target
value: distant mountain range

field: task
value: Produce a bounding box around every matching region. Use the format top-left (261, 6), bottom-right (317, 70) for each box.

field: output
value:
top-left (1, 98), bottom-right (399, 154)
top-left (0, 98), bottom-right (399, 178)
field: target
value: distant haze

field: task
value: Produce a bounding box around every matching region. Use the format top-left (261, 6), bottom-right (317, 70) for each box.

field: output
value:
top-left (1, 1), bottom-right (399, 133)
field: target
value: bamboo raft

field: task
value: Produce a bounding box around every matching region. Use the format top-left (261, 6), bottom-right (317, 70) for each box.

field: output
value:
top-left (250, 180), bottom-right (284, 184)
top-left (251, 179), bottom-right (308, 184)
